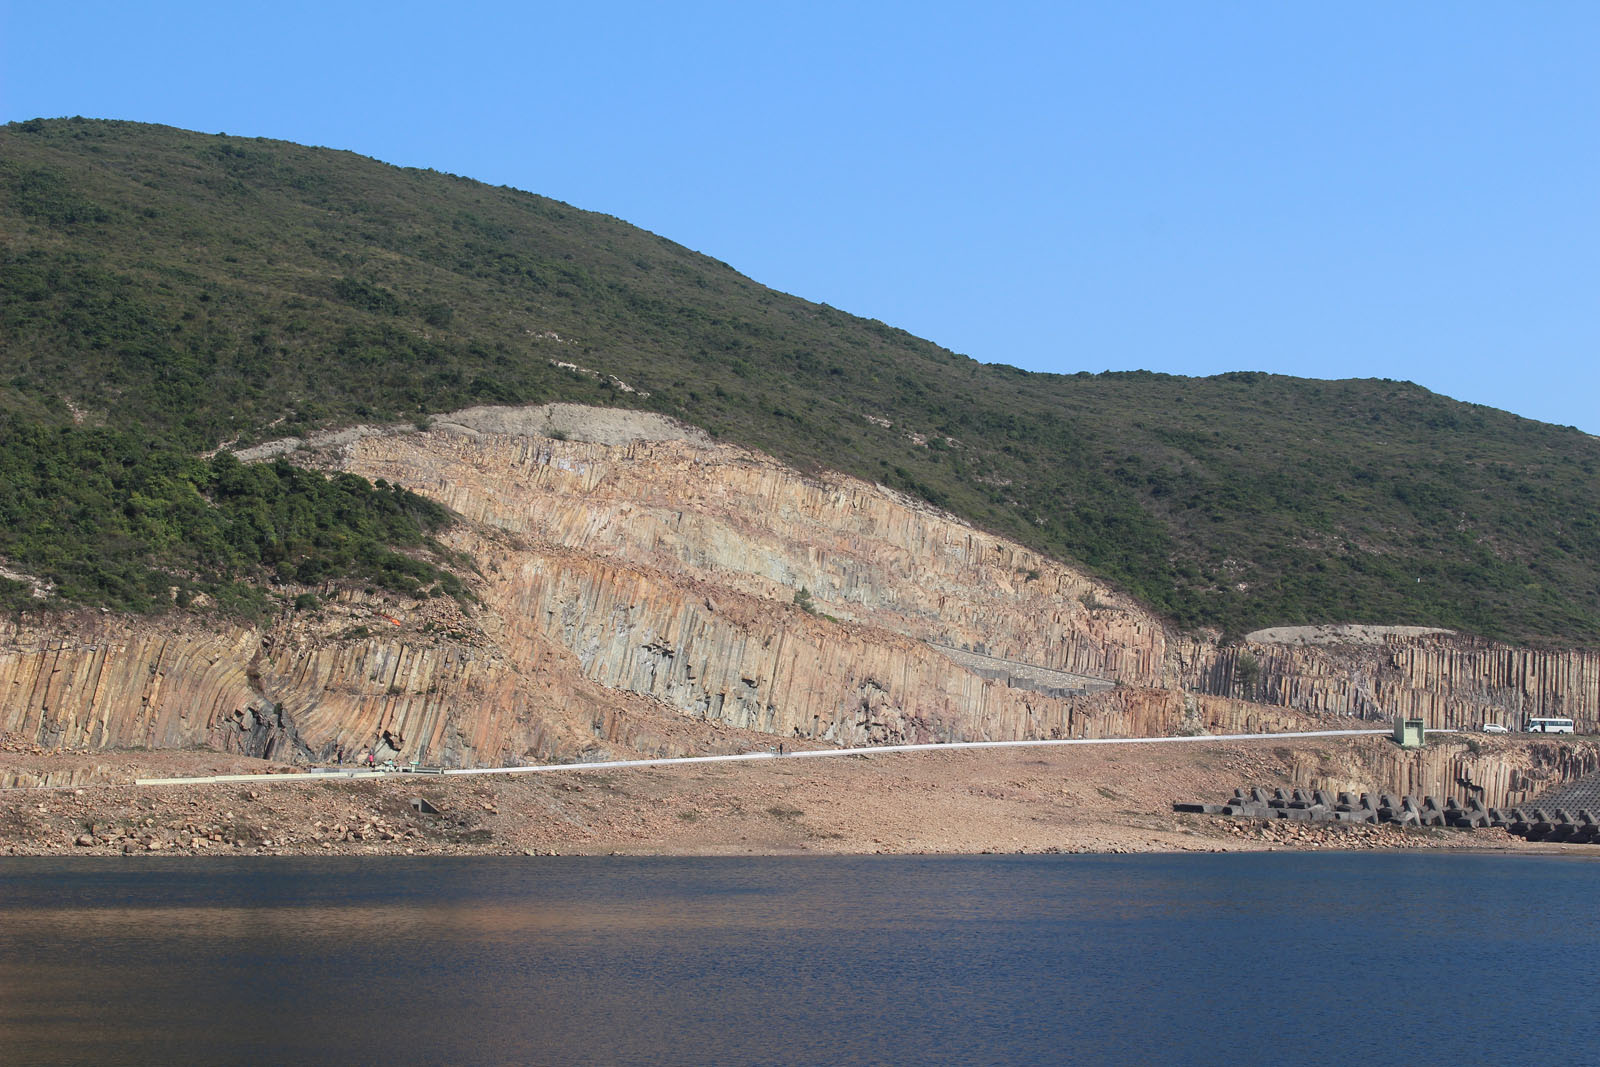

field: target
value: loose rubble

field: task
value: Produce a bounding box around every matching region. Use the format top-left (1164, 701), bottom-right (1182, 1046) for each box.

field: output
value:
top-left (1, 740), bottom-right (1578, 858)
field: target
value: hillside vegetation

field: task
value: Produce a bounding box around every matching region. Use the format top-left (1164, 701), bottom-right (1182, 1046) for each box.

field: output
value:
top-left (3, 117), bottom-right (1598, 643)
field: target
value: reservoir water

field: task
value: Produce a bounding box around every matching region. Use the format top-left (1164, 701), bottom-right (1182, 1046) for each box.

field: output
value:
top-left (2, 852), bottom-right (1596, 1065)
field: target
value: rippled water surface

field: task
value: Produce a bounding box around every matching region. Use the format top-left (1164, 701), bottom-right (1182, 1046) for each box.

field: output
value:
top-left (3, 852), bottom-right (1597, 1065)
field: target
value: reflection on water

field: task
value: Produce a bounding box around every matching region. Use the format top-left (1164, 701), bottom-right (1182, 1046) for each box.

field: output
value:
top-left (2, 853), bottom-right (1597, 1065)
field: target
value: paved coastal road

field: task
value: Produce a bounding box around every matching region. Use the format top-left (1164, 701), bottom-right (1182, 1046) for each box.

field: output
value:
top-left (134, 728), bottom-right (1418, 786)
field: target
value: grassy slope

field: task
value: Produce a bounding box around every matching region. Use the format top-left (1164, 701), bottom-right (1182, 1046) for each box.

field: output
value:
top-left (3, 117), bottom-right (1598, 643)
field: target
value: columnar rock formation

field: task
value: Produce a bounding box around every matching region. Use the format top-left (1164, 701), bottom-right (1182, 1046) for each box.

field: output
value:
top-left (345, 424), bottom-right (1169, 688)
top-left (1186, 631), bottom-right (1600, 733)
top-left (0, 596), bottom-right (715, 768)
top-left (0, 619), bottom-right (267, 754)
top-left (3, 404), bottom-right (1596, 772)
top-left (0, 599), bottom-right (1277, 767)
top-left (1277, 737), bottom-right (1600, 810)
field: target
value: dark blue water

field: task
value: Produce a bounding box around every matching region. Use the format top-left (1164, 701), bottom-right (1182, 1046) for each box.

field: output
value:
top-left (2, 853), bottom-right (1596, 1065)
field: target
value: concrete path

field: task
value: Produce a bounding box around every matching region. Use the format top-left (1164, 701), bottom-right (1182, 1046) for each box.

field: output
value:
top-left (134, 728), bottom-right (1413, 786)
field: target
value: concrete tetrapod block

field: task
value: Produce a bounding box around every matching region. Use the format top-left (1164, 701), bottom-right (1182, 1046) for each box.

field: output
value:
top-left (1418, 797), bottom-right (1445, 826)
top-left (1382, 802), bottom-right (1418, 826)
top-left (1223, 804), bottom-right (1272, 818)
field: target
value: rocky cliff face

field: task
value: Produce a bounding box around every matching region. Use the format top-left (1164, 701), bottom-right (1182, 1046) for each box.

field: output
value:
top-left (0, 616), bottom-right (300, 756)
top-left (1184, 631), bottom-right (1600, 732)
top-left (3, 404), bottom-right (1596, 772)
top-left (1273, 737), bottom-right (1600, 810)
top-left (349, 426), bottom-right (1169, 686)
top-left (0, 593), bottom-right (738, 769)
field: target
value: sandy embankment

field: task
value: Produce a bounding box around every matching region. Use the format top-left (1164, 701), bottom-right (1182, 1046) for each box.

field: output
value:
top-left (0, 737), bottom-right (1570, 858)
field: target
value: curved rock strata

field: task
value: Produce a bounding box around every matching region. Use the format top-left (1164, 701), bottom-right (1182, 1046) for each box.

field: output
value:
top-left (3, 404), bottom-right (1596, 773)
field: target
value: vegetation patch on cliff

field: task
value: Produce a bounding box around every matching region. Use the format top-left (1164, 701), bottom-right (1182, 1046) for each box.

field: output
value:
top-left (0, 419), bottom-right (462, 615)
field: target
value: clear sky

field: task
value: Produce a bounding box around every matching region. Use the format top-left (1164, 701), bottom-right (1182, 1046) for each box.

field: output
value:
top-left (5, 2), bottom-right (1597, 432)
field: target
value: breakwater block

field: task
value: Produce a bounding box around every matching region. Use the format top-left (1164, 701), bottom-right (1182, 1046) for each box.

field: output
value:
top-left (1222, 803), bottom-right (1272, 818)
top-left (1176, 779), bottom-right (1575, 839)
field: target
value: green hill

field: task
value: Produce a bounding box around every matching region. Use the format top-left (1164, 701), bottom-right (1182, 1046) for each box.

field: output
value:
top-left (3, 117), bottom-right (1598, 643)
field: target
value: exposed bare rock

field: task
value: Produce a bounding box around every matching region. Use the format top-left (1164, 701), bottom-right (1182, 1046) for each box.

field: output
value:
top-left (0, 596), bottom-right (726, 768)
top-left (231, 402), bottom-right (710, 465)
top-left (4, 404), bottom-right (1597, 772)
top-left (1184, 633), bottom-right (1600, 731)
top-left (1275, 736), bottom-right (1600, 810)
top-left (429, 402), bottom-right (712, 447)
top-left (1244, 624), bottom-right (1454, 646)
top-left (348, 429), bottom-right (1166, 686)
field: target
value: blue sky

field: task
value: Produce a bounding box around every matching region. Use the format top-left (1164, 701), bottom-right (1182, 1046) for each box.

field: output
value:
top-left (5, 2), bottom-right (1597, 432)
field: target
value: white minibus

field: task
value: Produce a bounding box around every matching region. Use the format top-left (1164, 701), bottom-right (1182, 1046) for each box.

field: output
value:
top-left (1527, 717), bottom-right (1575, 734)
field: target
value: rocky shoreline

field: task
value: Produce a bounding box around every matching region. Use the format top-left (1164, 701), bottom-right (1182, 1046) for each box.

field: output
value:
top-left (3, 741), bottom-right (1584, 859)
